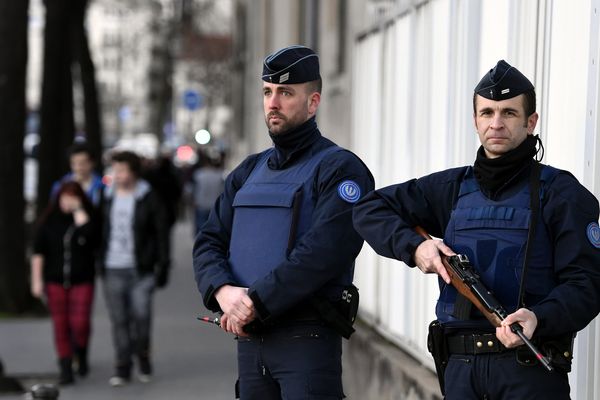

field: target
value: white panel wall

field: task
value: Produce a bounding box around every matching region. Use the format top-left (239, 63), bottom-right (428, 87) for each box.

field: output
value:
top-left (351, 32), bottom-right (383, 322)
top-left (352, 0), bottom-right (600, 396)
top-left (544, 2), bottom-right (591, 179)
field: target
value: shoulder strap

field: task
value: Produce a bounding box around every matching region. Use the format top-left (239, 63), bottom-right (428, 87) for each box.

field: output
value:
top-left (457, 167), bottom-right (479, 198)
top-left (517, 161), bottom-right (542, 308)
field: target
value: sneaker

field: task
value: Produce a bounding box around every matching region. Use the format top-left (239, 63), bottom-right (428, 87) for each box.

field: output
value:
top-left (108, 376), bottom-right (129, 387)
top-left (138, 373), bottom-right (152, 383)
top-left (109, 364), bottom-right (131, 387)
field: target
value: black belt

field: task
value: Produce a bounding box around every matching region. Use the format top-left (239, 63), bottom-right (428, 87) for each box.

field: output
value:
top-left (447, 333), bottom-right (507, 355)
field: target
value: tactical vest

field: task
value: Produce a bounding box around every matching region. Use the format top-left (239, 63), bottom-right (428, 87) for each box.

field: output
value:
top-left (438, 165), bottom-right (559, 325)
top-left (229, 145), bottom-right (344, 288)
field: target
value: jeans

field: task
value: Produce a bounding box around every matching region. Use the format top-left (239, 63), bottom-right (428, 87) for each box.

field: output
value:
top-left (102, 268), bottom-right (155, 369)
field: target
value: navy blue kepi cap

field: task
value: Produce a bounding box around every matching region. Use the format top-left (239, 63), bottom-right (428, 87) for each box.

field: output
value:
top-left (262, 45), bottom-right (320, 84)
top-left (474, 60), bottom-right (534, 100)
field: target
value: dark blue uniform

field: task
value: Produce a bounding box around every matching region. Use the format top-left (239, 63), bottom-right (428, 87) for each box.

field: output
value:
top-left (353, 162), bottom-right (600, 399)
top-left (193, 121), bottom-right (374, 399)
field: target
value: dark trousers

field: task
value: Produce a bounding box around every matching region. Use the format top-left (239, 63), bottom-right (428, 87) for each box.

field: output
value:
top-left (444, 352), bottom-right (571, 399)
top-left (46, 282), bottom-right (94, 358)
top-left (102, 268), bottom-right (155, 368)
top-left (237, 324), bottom-right (344, 400)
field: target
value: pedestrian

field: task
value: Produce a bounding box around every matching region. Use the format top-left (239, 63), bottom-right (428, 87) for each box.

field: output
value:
top-left (100, 150), bottom-right (170, 387)
top-left (352, 60), bottom-right (600, 399)
top-left (142, 151), bottom-right (183, 232)
top-left (191, 149), bottom-right (224, 235)
top-left (51, 142), bottom-right (104, 207)
top-left (31, 181), bottom-right (99, 385)
top-left (192, 45), bottom-right (374, 399)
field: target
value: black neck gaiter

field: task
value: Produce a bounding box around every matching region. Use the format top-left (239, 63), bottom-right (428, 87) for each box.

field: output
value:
top-left (473, 134), bottom-right (539, 195)
top-left (268, 116), bottom-right (320, 168)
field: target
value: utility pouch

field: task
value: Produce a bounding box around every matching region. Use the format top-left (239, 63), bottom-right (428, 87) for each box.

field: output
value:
top-left (541, 334), bottom-right (575, 373)
top-left (310, 285), bottom-right (359, 339)
top-left (515, 334), bottom-right (575, 373)
top-left (339, 285), bottom-right (360, 325)
top-left (427, 320), bottom-right (448, 395)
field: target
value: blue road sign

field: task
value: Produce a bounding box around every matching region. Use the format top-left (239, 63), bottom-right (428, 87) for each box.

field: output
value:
top-left (183, 90), bottom-right (202, 111)
top-left (118, 106), bottom-right (131, 122)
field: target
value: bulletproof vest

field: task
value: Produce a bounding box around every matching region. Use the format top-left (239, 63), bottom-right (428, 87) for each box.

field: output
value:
top-left (229, 145), bottom-right (342, 287)
top-left (438, 165), bottom-right (559, 324)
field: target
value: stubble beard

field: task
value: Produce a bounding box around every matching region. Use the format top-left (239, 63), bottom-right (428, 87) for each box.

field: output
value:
top-left (265, 111), bottom-right (291, 135)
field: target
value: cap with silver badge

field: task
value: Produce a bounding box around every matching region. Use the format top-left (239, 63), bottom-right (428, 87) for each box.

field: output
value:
top-left (262, 45), bottom-right (321, 84)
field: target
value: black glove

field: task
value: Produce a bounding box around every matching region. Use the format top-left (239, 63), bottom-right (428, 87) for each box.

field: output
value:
top-left (155, 269), bottom-right (169, 288)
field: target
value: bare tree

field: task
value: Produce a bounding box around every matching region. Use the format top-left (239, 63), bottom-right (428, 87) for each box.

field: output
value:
top-left (0, 0), bottom-right (29, 312)
top-left (37, 0), bottom-right (77, 214)
top-left (37, 0), bottom-right (102, 214)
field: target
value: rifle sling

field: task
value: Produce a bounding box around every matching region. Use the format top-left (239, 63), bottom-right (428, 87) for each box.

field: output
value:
top-left (518, 161), bottom-right (542, 308)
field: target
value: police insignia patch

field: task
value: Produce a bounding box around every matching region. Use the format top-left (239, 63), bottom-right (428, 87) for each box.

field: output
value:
top-left (337, 180), bottom-right (361, 203)
top-left (587, 222), bottom-right (600, 249)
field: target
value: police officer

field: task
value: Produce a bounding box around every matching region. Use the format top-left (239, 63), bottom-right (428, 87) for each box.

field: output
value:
top-left (352, 60), bottom-right (600, 399)
top-left (193, 45), bottom-right (374, 399)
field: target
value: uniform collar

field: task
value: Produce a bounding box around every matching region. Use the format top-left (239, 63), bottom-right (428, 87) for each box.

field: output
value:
top-left (268, 116), bottom-right (321, 169)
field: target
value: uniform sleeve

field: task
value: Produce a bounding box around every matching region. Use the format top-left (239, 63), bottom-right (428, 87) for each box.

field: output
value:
top-left (529, 173), bottom-right (600, 337)
top-left (248, 151), bottom-right (375, 321)
top-left (192, 154), bottom-right (261, 311)
top-left (352, 167), bottom-right (465, 266)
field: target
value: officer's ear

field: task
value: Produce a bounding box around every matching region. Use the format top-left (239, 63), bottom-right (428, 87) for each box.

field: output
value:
top-left (525, 112), bottom-right (539, 133)
top-left (307, 91), bottom-right (320, 116)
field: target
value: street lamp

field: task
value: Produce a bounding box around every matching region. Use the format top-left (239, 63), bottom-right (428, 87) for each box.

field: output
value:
top-left (195, 129), bottom-right (211, 145)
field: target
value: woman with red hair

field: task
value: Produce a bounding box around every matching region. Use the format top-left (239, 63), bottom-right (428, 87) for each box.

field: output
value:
top-left (31, 181), bottom-right (99, 385)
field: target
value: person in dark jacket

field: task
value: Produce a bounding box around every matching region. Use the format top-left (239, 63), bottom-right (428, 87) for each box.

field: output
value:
top-left (32, 181), bottom-right (99, 385)
top-left (100, 150), bottom-right (170, 387)
top-left (50, 142), bottom-right (104, 208)
top-left (193, 45), bottom-right (374, 399)
top-left (352, 60), bottom-right (600, 399)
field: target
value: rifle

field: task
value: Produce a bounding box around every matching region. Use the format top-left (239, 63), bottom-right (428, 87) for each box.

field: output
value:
top-left (197, 315), bottom-right (221, 327)
top-left (415, 226), bottom-right (553, 372)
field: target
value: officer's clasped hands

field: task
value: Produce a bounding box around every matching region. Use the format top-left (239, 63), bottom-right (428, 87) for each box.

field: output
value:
top-left (215, 284), bottom-right (256, 337)
top-left (414, 239), bottom-right (454, 284)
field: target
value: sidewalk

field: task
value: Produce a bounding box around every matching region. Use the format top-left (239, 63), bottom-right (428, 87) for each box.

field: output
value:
top-left (0, 220), bottom-right (238, 399)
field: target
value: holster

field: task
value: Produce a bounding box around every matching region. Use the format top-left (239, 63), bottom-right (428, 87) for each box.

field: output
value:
top-left (427, 320), bottom-right (448, 395)
top-left (310, 285), bottom-right (359, 339)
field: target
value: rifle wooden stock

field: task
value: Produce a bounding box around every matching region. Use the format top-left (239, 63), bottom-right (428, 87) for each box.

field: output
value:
top-left (414, 226), bottom-right (502, 327)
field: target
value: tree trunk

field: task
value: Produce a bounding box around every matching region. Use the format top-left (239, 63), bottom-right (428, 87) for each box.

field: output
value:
top-left (37, 0), bottom-right (76, 215)
top-left (72, 0), bottom-right (103, 169)
top-left (0, 0), bottom-right (30, 312)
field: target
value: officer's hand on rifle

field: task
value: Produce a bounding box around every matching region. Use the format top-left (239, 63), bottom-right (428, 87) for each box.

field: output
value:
top-left (414, 239), bottom-right (454, 284)
top-left (215, 285), bottom-right (256, 335)
top-left (496, 308), bottom-right (538, 348)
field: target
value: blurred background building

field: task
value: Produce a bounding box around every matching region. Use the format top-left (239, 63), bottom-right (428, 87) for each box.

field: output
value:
top-left (19, 0), bottom-right (600, 399)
